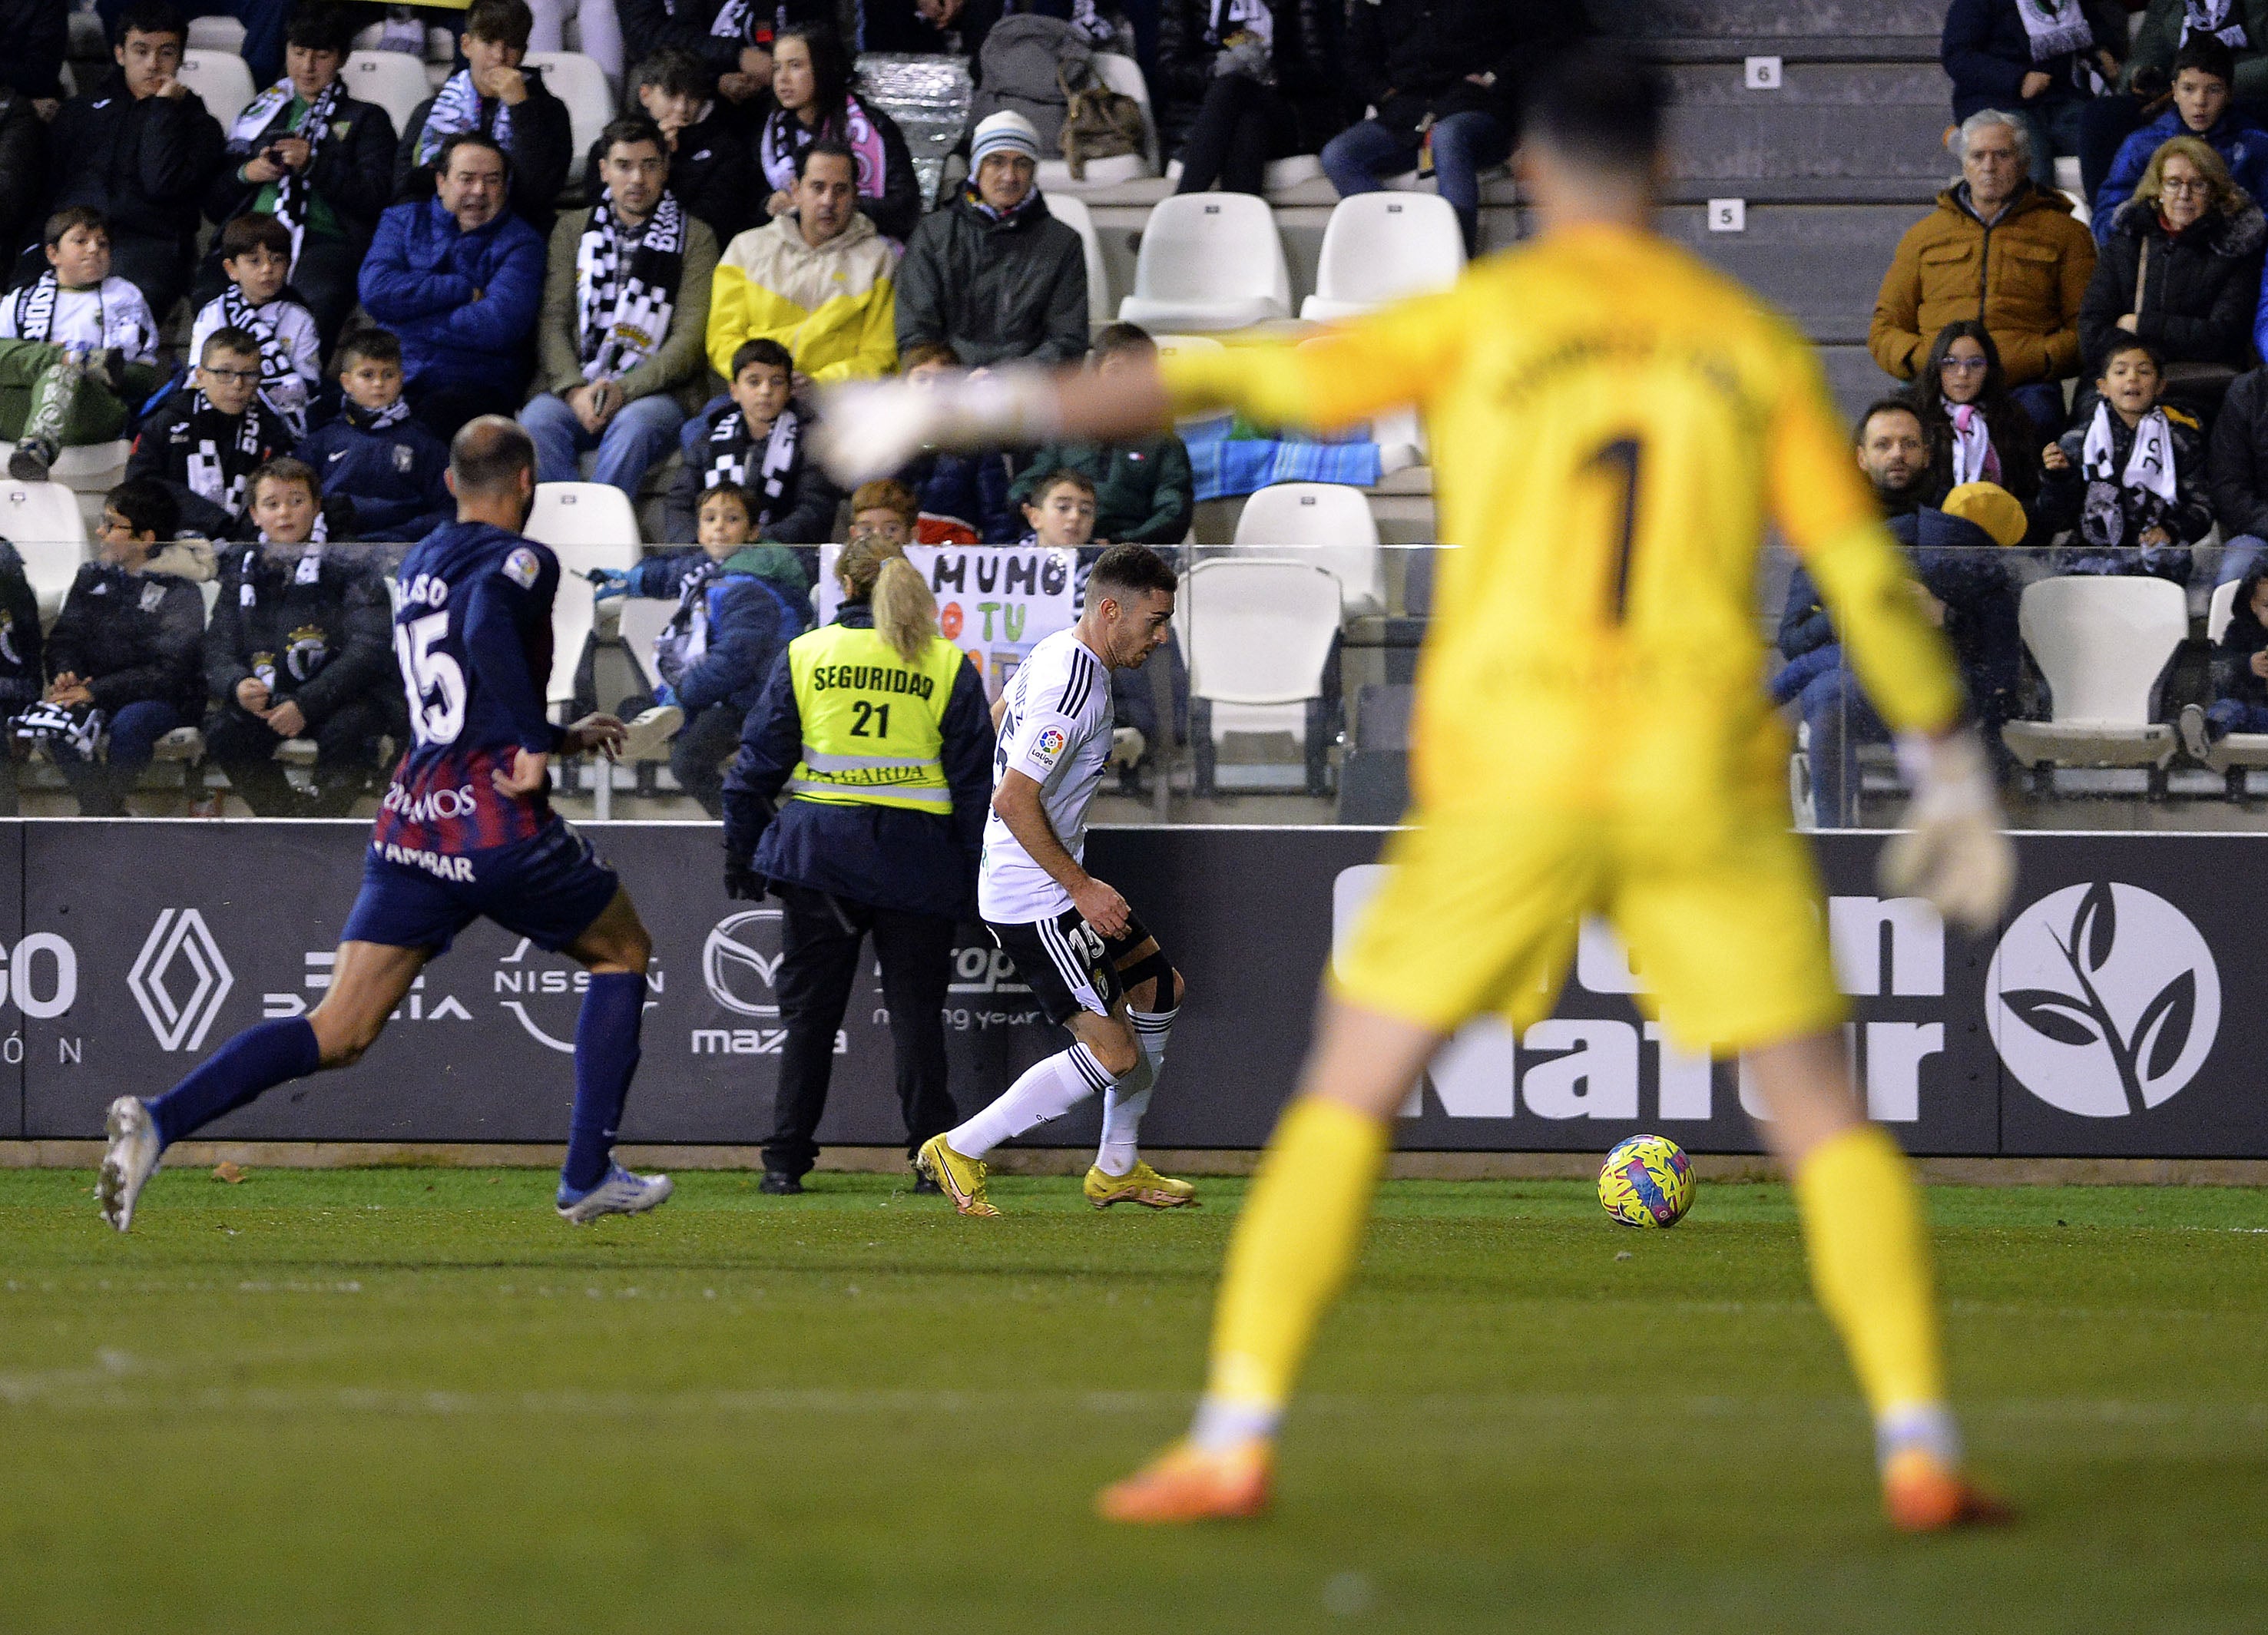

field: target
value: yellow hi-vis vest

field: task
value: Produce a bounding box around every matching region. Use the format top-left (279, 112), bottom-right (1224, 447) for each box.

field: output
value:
top-left (784, 623), bottom-right (963, 814)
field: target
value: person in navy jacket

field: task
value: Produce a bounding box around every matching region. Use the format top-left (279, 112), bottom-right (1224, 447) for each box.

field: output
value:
top-left (357, 132), bottom-right (545, 439)
top-left (1942, 0), bottom-right (2126, 186)
top-left (2092, 34), bottom-right (2268, 243)
top-left (294, 329), bottom-right (453, 543)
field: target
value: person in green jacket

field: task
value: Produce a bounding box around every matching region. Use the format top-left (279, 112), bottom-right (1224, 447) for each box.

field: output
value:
top-left (1005, 324), bottom-right (1194, 547)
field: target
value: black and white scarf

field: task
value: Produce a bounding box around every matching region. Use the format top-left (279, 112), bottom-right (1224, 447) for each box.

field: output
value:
top-left (703, 405), bottom-right (799, 516)
top-left (219, 283), bottom-right (310, 436)
top-left (654, 556), bottom-right (725, 684)
top-left (230, 74), bottom-right (346, 270)
top-left (2184, 0), bottom-right (2250, 49)
top-left (1946, 400), bottom-right (2003, 487)
top-left (4, 273), bottom-right (148, 353)
top-left (341, 396), bottom-right (412, 433)
top-left (2018, 0), bottom-right (2095, 60)
top-left (414, 67), bottom-right (515, 167)
top-left (574, 190), bottom-right (687, 380)
top-left (1208, 0), bottom-right (1273, 51)
top-left (186, 392), bottom-right (270, 519)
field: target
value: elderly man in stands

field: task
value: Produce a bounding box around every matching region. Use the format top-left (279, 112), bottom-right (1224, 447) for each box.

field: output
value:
top-left (35, 1), bottom-right (224, 322)
top-left (1872, 109), bottom-right (2096, 437)
top-left (521, 116), bottom-right (717, 501)
top-left (359, 132), bottom-right (547, 439)
top-left (896, 111), bottom-right (1088, 368)
top-left (710, 140), bottom-right (898, 389)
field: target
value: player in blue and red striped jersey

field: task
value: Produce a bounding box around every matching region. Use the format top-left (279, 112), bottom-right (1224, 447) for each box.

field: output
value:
top-left (97, 417), bottom-right (673, 1231)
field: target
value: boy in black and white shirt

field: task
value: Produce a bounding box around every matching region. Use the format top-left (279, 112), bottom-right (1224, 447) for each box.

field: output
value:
top-left (188, 213), bottom-right (323, 437)
top-left (1, 207), bottom-right (161, 481)
top-left (126, 326), bottom-right (295, 539)
top-left (915, 544), bottom-right (1195, 1217)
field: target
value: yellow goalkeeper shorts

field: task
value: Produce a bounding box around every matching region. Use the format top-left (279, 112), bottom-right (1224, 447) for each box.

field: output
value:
top-left (1332, 800), bottom-right (1848, 1056)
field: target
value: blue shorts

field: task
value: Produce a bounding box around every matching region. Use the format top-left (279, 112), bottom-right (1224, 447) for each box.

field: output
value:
top-left (340, 819), bottom-right (621, 955)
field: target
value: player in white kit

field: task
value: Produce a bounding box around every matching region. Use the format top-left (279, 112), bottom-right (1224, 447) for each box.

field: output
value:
top-left (916, 544), bottom-right (1196, 1217)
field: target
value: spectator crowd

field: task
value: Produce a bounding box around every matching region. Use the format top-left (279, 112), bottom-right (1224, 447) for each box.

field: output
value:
top-left (0, 0), bottom-right (1590, 813)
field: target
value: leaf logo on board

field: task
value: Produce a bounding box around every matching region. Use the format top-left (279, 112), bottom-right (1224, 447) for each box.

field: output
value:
top-left (1985, 882), bottom-right (2219, 1117)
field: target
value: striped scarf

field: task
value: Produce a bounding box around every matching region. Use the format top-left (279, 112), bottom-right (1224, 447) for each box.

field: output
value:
top-left (573, 190), bottom-right (686, 380)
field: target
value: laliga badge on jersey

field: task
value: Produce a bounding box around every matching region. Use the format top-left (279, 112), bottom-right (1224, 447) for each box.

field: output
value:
top-left (392, 442), bottom-right (415, 472)
top-left (504, 546), bottom-right (542, 589)
top-left (1031, 725), bottom-right (1068, 768)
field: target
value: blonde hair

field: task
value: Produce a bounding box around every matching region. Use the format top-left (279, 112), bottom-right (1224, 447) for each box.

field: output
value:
top-left (2135, 134), bottom-right (2239, 217)
top-left (836, 536), bottom-right (937, 664)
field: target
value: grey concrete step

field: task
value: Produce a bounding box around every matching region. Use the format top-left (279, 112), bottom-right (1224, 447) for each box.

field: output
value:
top-left (1592, 0), bottom-right (1948, 40)
top-left (1662, 62), bottom-right (1953, 182)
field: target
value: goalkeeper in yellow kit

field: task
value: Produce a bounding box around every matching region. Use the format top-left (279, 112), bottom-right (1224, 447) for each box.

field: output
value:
top-left (814, 45), bottom-right (2016, 1534)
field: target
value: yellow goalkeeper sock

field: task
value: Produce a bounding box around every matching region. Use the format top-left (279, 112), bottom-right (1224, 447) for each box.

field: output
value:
top-left (1190, 1097), bottom-right (1389, 1449)
top-left (1792, 1123), bottom-right (1948, 1422)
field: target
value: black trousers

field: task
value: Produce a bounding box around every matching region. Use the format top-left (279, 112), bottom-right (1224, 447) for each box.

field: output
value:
top-left (205, 696), bottom-right (391, 816)
top-left (669, 701), bottom-right (745, 818)
top-left (1174, 73), bottom-right (1300, 197)
top-left (764, 882), bottom-right (958, 1178)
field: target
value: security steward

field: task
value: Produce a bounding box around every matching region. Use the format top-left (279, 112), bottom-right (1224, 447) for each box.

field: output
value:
top-left (721, 536), bottom-right (995, 1194)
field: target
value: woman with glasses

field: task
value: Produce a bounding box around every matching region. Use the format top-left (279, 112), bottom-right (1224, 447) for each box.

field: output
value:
top-left (1905, 319), bottom-right (2042, 513)
top-left (2078, 133), bottom-right (2264, 418)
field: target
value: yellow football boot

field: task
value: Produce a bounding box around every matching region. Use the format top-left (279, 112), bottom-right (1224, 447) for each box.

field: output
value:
top-left (915, 1134), bottom-right (999, 1217)
top-left (1097, 1438), bottom-right (1273, 1523)
top-left (1882, 1449), bottom-right (2015, 1533)
top-left (1083, 1161), bottom-right (1198, 1209)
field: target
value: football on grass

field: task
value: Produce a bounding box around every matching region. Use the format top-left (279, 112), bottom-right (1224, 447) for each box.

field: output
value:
top-left (1598, 1134), bottom-right (1696, 1228)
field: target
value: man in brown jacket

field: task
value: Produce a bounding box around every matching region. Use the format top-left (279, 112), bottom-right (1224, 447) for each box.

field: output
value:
top-left (1871, 111), bottom-right (2096, 433)
top-left (518, 114), bottom-right (718, 499)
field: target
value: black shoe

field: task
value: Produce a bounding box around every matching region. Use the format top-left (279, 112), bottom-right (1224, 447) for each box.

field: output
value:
top-left (89, 346), bottom-right (130, 397)
top-left (911, 1173), bottom-right (942, 1196)
top-left (8, 439), bottom-right (55, 482)
top-left (758, 1170), bottom-right (803, 1195)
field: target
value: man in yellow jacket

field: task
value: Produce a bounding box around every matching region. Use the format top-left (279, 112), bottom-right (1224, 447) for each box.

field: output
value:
top-left (707, 140), bottom-right (897, 387)
top-left (1871, 111), bottom-right (2095, 429)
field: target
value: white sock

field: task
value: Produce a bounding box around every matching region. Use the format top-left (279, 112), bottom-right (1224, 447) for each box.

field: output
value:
top-left (1876, 1402), bottom-right (1962, 1473)
top-left (949, 1042), bottom-right (1114, 1160)
top-left (1190, 1395), bottom-right (1281, 1452)
top-left (1096, 1006), bottom-right (1176, 1176)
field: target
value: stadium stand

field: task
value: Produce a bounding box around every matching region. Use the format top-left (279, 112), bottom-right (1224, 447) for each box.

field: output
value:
top-left (522, 51), bottom-right (616, 191)
top-left (342, 48), bottom-right (435, 135)
top-left (1118, 192), bottom-right (1292, 330)
top-left (1300, 193), bottom-right (1465, 322)
top-left (1231, 483), bottom-right (1385, 618)
top-left (176, 45), bottom-right (257, 126)
top-left (1042, 191), bottom-right (1114, 329)
top-left (2200, 576), bottom-right (2268, 789)
top-left (0, 482), bottom-right (88, 621)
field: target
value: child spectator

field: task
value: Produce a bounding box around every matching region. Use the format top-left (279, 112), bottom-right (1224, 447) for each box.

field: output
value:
top-left (664, 338), bottom-right (841, 543)
top-left (1905, 319), bottom-right (2042, 512)
top-left (2180, 561), bottom-right (2268, 754)
top-left (1007, 323), bottom-right (1194, 546)
top-left (2039, 336), bottom-right (2213, 580)
top-left (294, 329), bottom-right (453, 544)
top-left (847, 478), bottom-right (917, 548)
top-left (891, 342), bottom-right (1015, 545)
top-left (394, 0), bottom-right (574, 232)
top-left (600, 482), bottom-right (811, 814)
top-left (0, 541), bottom-right (43, 814)
top-left (202, 458), bottom-right (398, 814)
top-left (188, 213), bottom-right (321, 437)
top-left (1018, 467), bottom-right (1097, 548)
top-left (615, 47), bottom-right (760, 247)
top-left (126, 327), bottom-right (296, 540)
top-left (0, 208), bottom-right (161, 482)
top-left (29, 477), bottom-right (211, 816)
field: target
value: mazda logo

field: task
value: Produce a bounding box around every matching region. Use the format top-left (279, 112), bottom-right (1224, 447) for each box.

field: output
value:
top-left (704, 909), bottom-right (784, 1018)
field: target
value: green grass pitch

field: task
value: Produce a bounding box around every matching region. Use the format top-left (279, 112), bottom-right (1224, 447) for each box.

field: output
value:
top-left (2, 1167), bottom-right (2263, 1632)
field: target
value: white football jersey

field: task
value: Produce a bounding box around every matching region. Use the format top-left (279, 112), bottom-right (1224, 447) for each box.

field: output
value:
top-left (978, 626), bottom-right (1114, 923)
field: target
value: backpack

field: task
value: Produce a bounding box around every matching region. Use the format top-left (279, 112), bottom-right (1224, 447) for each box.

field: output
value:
top-left (1058, 62), bottom-right (1145, 178)
top-left (970, 12), bottom-right (1093, 150)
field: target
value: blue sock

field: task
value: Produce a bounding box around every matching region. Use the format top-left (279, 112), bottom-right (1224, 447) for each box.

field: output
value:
top-left (145, 1018), bottom-right (321, 1149)
top-left (562, 972), bottom-right (644, 1194)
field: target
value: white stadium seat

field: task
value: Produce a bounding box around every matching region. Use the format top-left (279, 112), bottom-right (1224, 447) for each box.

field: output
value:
top-left (2001, 576), bottom-right (2187, 775)
top-left (343, 50), bottom-right (435, 136)
top-left (527, 482), bottom-right (641, 701)
top-left (177, 48), bottom-right (257, 128)
top-left (1036, 52), bottom-right (1157, 188)
top-left (1041, 192), bottom-right (1112, 327)
top-left (1300, 193), bottom-right (1466, 322)
top-left (1118, 193), bottom-right (1291, 333)
top-left (0, 482), bottom-right (89, 621)
top-left (1231, 482), bottom-right (1385, 617)
top-left (1177, 557), bottom-right (1343, 796)
top-left (524, 52), bottom-right (617, 187)
top-left (616, 596), bottom-right (675, 696)
top-left (185, 14), bottom-right (246, 53)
